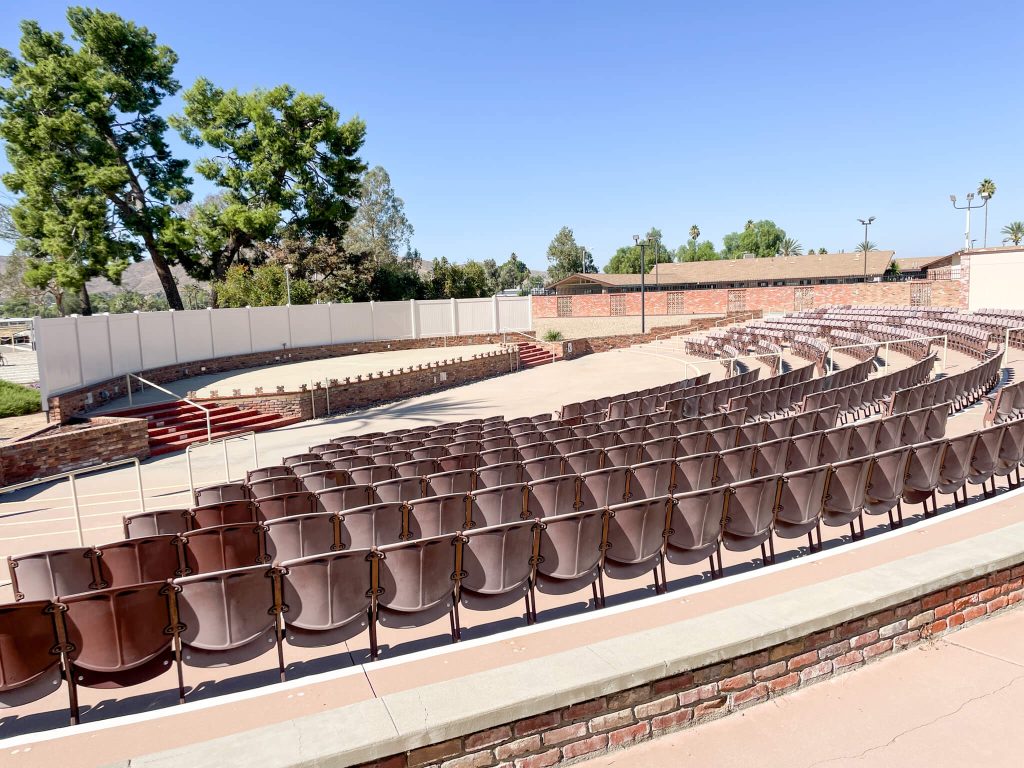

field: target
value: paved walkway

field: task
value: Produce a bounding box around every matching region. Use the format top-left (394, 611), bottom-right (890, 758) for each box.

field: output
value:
top-left (578, 605), bottom-right (1024, 768)
top-left (0, 345), bottom-right (39, 386)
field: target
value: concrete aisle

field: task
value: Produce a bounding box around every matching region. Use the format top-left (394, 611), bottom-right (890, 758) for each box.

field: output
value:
top-left (577, 606), bottom-right (1024, 768)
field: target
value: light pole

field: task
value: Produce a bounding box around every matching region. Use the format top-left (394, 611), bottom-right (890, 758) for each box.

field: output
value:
top-left (950, 193), bottom-right (984, 251)
top-left (858, 217), bottom-right (875, 280)
top-left (578, 245), bottom-right (588, 275)
top-left (284, 264), bottom-right (292, 305)
top-left (634, 234), bottom-right (647, 334)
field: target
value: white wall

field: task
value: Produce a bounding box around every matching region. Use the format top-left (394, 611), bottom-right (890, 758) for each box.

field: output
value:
top-left (968, 249), bottom-right (1024, 311)
top-left (35, 296), bottom-right (532, 407)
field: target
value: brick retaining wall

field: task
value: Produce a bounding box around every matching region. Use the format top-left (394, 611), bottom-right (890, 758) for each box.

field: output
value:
top-left (47, 332), bottom-right (516, 422)
top-left (0, 416), bottom-right (150, 485)
top-left (558, 312), bottom-right (761, 359)
top-left (533, 280), bottom-right (964, 319)
top-left (192, 349), bottom-right (518, 422)
top-left (358, 562), bottom-right (1024, 768)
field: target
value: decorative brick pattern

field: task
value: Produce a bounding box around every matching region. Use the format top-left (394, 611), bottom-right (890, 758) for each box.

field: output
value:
top-left (356, 564), bottom-right (1024, 768)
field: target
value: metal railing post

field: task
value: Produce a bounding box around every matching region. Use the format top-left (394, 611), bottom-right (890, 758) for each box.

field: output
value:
top-left (223, 439), bottom-right (231, 481)
top-left (126, 373), bottom-right (133, 406)
top-left (69, 473), bottom-right (84, 546)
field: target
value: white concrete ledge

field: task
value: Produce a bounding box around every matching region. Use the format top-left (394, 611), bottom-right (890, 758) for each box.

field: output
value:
top-left (114, 496), bottom-right (1024, 768)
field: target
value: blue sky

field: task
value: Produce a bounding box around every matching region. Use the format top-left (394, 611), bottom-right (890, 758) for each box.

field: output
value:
top-left (2, 1), bottom-right (1022, 269)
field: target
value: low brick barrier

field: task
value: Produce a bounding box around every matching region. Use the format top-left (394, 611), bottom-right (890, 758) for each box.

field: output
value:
top-left (0, 416), bottom-right (149, 485)
top-left (358, 564), bottom-right (1024, 768)
top-left (192, 349), bottom-right (518, 422)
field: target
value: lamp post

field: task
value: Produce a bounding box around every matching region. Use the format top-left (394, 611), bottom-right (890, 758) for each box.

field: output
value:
top-left (950, 193), bottom-right (984, 251)
top-left (284, 264), bottom-right (292, 305)
top-left (858, 217), bottom-right (875, 280)
top-left (634, 234), bottom-right (647, 334)
top-left (578, 245), bottom-right (588, 275)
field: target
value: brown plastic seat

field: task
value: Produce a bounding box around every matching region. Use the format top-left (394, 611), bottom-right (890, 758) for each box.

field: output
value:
top-left (459, 520), bottom-right (537, 620)
top-left (337, 502), bottom-right (406, 548)
top-left (752, 438), bottom-right (789, 478)
top-left (996, 418), bottom-right (1024, 488)
top-left (349, 464), bottom-right (399, 485)
top-left (774, 465), bottom-right (830, 551)
top-left (9, 547), bottom-right (99, 601)
top-left (715, 445), bottom-right (757, 486)
top-left (551, 437), bottom-right (592, 457)
top-left (517, 441), bottom-right (557, 461)
top-left (299, 469), bottom-right (354, 493)
top-left (480, 434), bottom-right (515, 451)
top-left (376, 534), bottom-right (460, 642)
top-left (246, 465), bottom-right (294, 483)
top-left (848, 419), bottom-right (881, 458)
top-left (925, 402), bottom-right (951, 441)
top-left (673, 452), bottom-right (718, 493)
top-left (664, 486), bottom-right (728, 574)
top-left (937, 432), bottom-right (978, 507)
top-left (283, 453), bottom-right (321, 468)
top-left (193, 482), bottom-right (250, 507)
top-left (408, 493), bottom-right (471, 539)
top-left (706, 425), bottom-right (739, 452)
top-left (394, 458), bottom-right (442, 478)
top-left (425, 468), bottom-right (477, 496)
top-left (629, 459), bottom-right (677, 499)
top-left (315, 484), bottom-right (374, 514)
top-left (189, 499), bottom-right (259, 530)
top-left (123, 508), bottom-right (190, 539)
top-left (290, 460), bottom-right (333, 477)
top-left (640, 436), bottom-right (676, 462)
top-left (822, 456), bottom-right (872, 538)
top-left (172, 565), bottom-right (282, 681)
top-left (534, 509), bottom-right (606, 607)
top-left (256, 491), bottom-right (317, 521)
top-left (874, 415), bottom-right (905, 453)
top-left (968, 424), bottom-right (1004, 497)
top-left (526, 474), bottom-right (580, 518)
top-left (783, 431), bottom-right (822, 472)
top-left (603, 497), bottom-right (670, 591)
top-left (372, 476), bottom-right (425, 503)
top-left (62, 581), bottom-right (174, 719)
top-left (248, 475), bottom-right (304, 500)
top-left (561, 448), bottom-right (604, 476)
top-left (96, 535), bottom-right (184, 588)
top-left (470, 483), bottom-right (528, 527)
top-left (722, 476), bottom-right (781, 564)
top-left (437, 453), bottom-right (479, 472)
top-left (331, 454), bottom-right (376, 470)
top-left (264, 512), bottom-right (338, 562)
top-left (475, 460), bottom-right (523, 487)
top-left (280, 549), bottom-right (374, 650)
top-left (900, 408), bottom-right (931, 445)
top-left (522, 455), bottom-right (566, 482)
top-left (579, 467), bottom-right (630, 509)
top-left (762, 415), bottom-right (795, 442)
top-left (902, 438), bottom-right (948, 516)
top-left (181, 523), bottom-right (265, 574)
top-left (588, 430), bottom-right (621, 450)
top-left (604, 442), bottom-right (642, 468)
top-left (817, 425), bottom-right (853, 465)
top-left (0, 600), bottom-right (63, 709)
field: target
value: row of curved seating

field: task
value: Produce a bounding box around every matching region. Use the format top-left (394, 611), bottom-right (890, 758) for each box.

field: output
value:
top-left (888, 353), bottom-right (1001, 416)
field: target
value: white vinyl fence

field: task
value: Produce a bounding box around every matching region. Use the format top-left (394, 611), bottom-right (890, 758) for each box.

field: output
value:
top-left (36, 296), bottom-right (532, 409)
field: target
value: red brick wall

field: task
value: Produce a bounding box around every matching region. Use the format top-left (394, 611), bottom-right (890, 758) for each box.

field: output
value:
top-left (359, 562), bottom-right (1024, 768)
top-left (0, 416), bottom-right (150, 485)
top-left (194, 350), bottom-right (517, 422)
top-left (534, 280), bottom-right (965, 319)
top-left (48, 332), bottom-right (514, 422)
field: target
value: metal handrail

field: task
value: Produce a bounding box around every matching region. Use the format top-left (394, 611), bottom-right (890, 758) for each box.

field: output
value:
top-left (0, 458), bottom-right (145, 580)
top-left (502, 329), bottom-right (559, 365)
top-left (827, 333), bottom-right (948, 376)
top-left (126, 372), bottom-right (212, 442)
top-left (186, 431), bottom-right (259, 497)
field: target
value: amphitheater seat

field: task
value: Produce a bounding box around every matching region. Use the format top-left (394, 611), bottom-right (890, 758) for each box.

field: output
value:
top-left (9, 547), bottom-right (97, 601)
top-left (248, 475), bottom-right (303, 500)
top-left (533, 509), bottom-right (605, 607)
top-left (96, 535), bottom-right (183, 587)
top-left (470, 484), bottom-right (527, 527)
top-left (193, 482), bottom-right (250, 507)
top-left (123, 508), bottom-right (190, 539)
top-left (0, 600), bottom-right (63, 709)
top-left (458, 520), bottom-right (536, 619)
top-left (603, 497), bottom-right (669, 592)
top-left (376, 534), bottom-right (460, 643)
top-left (181, 524), bottom-right (265, 574)
top-left (664, 486), bottom-right (727, 575)
top-left (189, 499), bottom-right (259, 529)
top-left (280, 549), bottom-right (374, 649)
top-left (407, 493), bottom-right (470, 539)
top-left (264, 512), bottom-right (338, 562)
top-left (337, 502), bottom-right (405, 548)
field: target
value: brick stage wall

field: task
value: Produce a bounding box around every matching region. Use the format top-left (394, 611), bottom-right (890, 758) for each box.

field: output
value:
top-left (192, 349), bottom-right (518, 422)
top-left (533, 279), bottom-right (964, 319)
top-left (47, 332), bottom-right (516, 422)
top-left (359, 562), bottom-right (1024, 768)
top-left (0, 416), bottom-right (150, 485)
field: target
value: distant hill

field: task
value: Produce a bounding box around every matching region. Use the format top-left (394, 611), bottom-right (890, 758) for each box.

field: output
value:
top-left (86, 260), bottom-right (206, 296)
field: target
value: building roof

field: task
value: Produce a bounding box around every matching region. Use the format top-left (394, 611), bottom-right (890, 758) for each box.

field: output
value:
top-left (893, 255), bottom-right (950, 271)
top-left (547, 250), bottom-right (897, 289)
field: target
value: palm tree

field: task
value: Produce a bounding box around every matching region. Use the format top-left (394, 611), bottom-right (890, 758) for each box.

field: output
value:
top-left (855, 240), bottom-right (877, 255)
top-left (978, 178), bottom-right (996, 247)
top-left (779, 237), bottom-right (803, 257)
top-left (689, 224), bottom-right (700, 242)
top-left (687, 224), bottom-right (700, 261)
top-left (1002, 221), bottom-right (1024, 246)
top-left (818, 248), bottom-right (828, 254)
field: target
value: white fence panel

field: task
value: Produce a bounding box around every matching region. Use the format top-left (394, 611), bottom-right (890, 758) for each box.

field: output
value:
top-left (211, 308), bottom-right (252, 358)
top-left (77, 316), bottom-right (114, 385)
top-left (373, 301), bottom-right (413, 340)
top-left (416, 300), bottom-right (453, 338)
top-left (497, 297), bottom-right (532, 331)
top-left (330, 303), bottom-right (374, 343)
top-left (249, 306), bottom-right (290, 352)
top-left (138, 312), bottom-right (176, 370)
top-left (289, 304), bottom-right (332, 347)
top-left (107, 314), bottom-right (143, 376)
top-left (37, 317), bottom-right (83, 395)
top-left (457, 298), bottom-right (495, 335)
top-left (173, 310), bottom-right (215, 363)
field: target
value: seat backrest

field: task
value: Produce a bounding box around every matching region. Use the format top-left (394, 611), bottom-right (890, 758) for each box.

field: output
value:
top-left (394, 458), bottom-right (442, 478)
top-left (785, 431), bottom-right (823, 473)
top-left (579, 467), bottom-right (630, 509)
top-left (667, 486), bottom-right (728, 554)
top-left (562, 448), bottom-right (605, 475)
top-left (725, 476), bottom-right (780, 541)
top-left (874, 415), bottom-right (905, 453)
top-left (776, 466), bottom-right (829, 526)
top-left (477, 447), bottom-right (521, 467)
top-left (605, 497), bottom-right (670, 567)
top-left (715, 445), bottom-right (757, 486)
top-left (372, 476), bottom-right (425, 503)
top-left (280, 549), bottom-right (373, 638)
top-left (123, 508), bottom-right (190, 539)
top-left (248, 475), bottom-right (304, 500)
top-left (315, 484), bottom-right (374, 514)
top-left (0, 600), bottom-right (62, 704)
top-left (425, 468), bottom-right (477, 496)
top-left (938, 432), bottom-right (977, 486)
top-left (174, 565), bottom-right (276, 658)
top-left (181, 523), bottom-right (264, 575)
top-left (824, 457), bottom-right (872, 514)
top-left (348, 464), bottom-right (399, 485)
top-left (10, 547), bottom-right (98, 601)
top-left (460, 520), bottom-right (536, 597)
top-left (848, 419), bottom-right (882, 459)
top-left (477, 460), bottom-right (524, 487)
top-left (331, 454), bottom-right (377, 470)
top-left (818, 425), bottom-right (853, 465)
top-left (377, 535), bottom-right (457, 615)
top-left (193, 482), bottom-right (249, 507)
top-left (904, 439), bottom-right (947, 492)
top-left (522, 455), bottom-right (565, 482)
top-left (753, 438), bottom-right (789, 478)
top-left (190, 499), bottom-right (259, 530)
top-left (246, 465), bottom-right (293, 483)
top-left (283, 453), bottom-right (320, 467)
top-left (407, 493), bottom-right (470, 539)
top-left (97, 535), bottom-right (184, 588)
top-left (470, 483), bottom-right (528, 527)
top-left (299, 469), bottom-right (354, 493)
top-left (629, 459), bottom-right (676, 499)
top-left (337, 502), bottom-right (406, 548)
top-left (255, 491), bottom-right (318, 521)
top-left (535, 510), bottom-right (605, 584)
top-left (264, 512), bottom-right (338, 563)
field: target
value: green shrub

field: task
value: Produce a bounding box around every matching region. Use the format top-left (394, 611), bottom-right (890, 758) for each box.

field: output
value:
top-left (542, 329), bottom-right (564, 342)
top-left (0, 380), bottom-right (42, 418)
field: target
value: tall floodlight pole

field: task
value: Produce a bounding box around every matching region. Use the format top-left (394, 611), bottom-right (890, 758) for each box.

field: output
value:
top-left (950, 193), bottom-right (984, 250)
top-left (858, 217), bottom-right (875, 279)
top-left (634, 234), bottom-right (647, 334)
